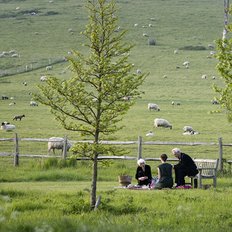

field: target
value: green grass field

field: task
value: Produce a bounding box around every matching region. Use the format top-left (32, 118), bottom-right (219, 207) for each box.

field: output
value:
top-left (0, 0), bottom-right (232, 231)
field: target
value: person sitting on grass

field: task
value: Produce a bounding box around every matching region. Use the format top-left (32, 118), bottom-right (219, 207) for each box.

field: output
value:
top-left (135, 158), bottom-right (152, 186)
top-left (154, 154), bottom-right (173, 189)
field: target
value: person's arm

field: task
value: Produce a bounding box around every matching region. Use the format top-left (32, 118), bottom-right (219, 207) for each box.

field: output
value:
top-left (157, 167), bottom-right (161, 179)
top-left (146, 165), bottom-right (152, 180)
top-left (135, 167), bottom-right (139, 180)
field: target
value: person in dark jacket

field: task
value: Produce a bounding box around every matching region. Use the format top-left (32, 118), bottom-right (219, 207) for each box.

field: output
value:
top-left (135, 159), bottom-right (152, 186)
top-left (172, 148), bottom-right (198, 187)
top-left (155, 154), bottom-right (173, 189)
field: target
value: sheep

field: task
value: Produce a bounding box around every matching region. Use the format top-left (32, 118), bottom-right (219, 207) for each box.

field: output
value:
top-left (9, 102), bottom-right (16, 106)
top-left (183, 126), bottom-right (199, 135)
top-left (183, 126), bottom-right (194, 133)
top-left (46, 65), bottom-right (52, 71)
top-left (154, 118), bottom-right (172, 129)
top-left (30, 101), bottom-right (38, 106)
top-left (211, 99), bottom-right (219, 105)
top-left (183, 61), bottom-right (189, 66)
top-left (40, 75), bottom-right (47, 82)
top-left (1, 122), bottom-right (16, 131)
top-left (48, 137), bottom-right (72, 154)
top-left (148, 103), bottom-right (160, 111)
top-left (172, 101), bottom-right (181, 106)
top-left (201, 74), bottom-right (207, 79)
top-left (183, 131), bottom-right (199, 135)
top-left (122, 96), bottom-right (131, 101)
top-left (2, 95), bottom-right (9, 100)
top-left (13, 114), bottom-right (25, 121)
top-left (146, 131), bottom-right (154, 137)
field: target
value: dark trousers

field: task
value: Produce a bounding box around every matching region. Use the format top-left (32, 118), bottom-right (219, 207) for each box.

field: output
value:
top-left (174, 164), bottom-right (198, 186)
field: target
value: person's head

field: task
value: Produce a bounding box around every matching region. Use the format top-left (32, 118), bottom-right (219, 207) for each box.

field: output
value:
top-left (172, 147), bottom-right (181, 158)
top-left (137, 158), bottom-right (145, 167)
top-left (160, 153), bottom-right (168, 162)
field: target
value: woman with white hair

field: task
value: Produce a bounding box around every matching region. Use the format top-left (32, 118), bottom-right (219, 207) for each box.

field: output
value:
top-left (135, 158), bottom-right (152, 186)
top-left (172, 148), bottom-right (198, 187)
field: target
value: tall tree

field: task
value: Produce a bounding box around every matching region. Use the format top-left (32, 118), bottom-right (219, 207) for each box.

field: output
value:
top-left (215, 4), bottom-right (232, 122)
top-left (34, 0), bottom-right (147, 209)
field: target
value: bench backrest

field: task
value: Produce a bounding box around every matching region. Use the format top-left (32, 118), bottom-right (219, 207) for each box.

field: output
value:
top-left (194, 159), bottom-right (219, 177)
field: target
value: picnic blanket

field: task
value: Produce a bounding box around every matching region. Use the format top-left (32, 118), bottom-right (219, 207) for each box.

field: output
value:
top-left (115, 184), bottom-right (192, 190)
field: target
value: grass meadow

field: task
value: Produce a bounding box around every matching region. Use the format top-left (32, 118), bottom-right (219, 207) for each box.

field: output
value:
top-left (0, 0), bottom-right (232, 231)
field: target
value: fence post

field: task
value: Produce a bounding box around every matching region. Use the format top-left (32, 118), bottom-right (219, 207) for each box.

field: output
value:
top-left (218, 137), bottom-right (223, 171)
top-left (14, 133), bottom-right (19, 166)
top-left (138, 136), bottom-right (142, 159)
top-left (62, 135), bottom-right (68, 160)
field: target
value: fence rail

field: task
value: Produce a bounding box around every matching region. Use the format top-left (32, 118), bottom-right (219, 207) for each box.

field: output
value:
top-left (0, 134), bottom-right (231, 170)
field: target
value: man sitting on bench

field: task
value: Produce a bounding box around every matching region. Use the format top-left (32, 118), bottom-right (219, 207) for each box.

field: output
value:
top-left (172, 148), bottom-right (198, 187)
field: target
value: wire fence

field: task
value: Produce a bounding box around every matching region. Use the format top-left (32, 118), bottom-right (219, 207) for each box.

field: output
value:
top-left (0, 57), bottom-right (66, 78)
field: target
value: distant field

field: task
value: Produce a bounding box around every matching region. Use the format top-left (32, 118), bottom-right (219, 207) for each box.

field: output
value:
top-left (0, 0), bottom-right (231, 158)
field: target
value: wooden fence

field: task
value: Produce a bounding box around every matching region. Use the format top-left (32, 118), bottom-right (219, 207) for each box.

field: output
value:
top-left (0, 134), bottom-right (231, 171)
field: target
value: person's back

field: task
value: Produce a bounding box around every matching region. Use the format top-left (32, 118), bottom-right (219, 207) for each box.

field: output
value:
top-left (155, 154), bottom-right (173, 189)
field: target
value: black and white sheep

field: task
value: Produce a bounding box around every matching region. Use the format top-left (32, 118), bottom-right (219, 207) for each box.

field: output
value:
top-left (148, 103), bottom-right (160, 111)
top-left (48, 137), bottom-right (72, 154)
top-left (154, 118), bottom-right (172, 129)
top-left (13, 114), bottom-right (25, 121)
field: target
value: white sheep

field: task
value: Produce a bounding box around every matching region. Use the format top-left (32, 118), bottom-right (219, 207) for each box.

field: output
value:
top-left (1, 122), bottom-right (16, 131)
top-left (201, 74), bottom-right (207, 79)
top-left (183, 126), bottom-right (199, 135)
top-left (183, 126), bottom-right (194, 133)
top-left (46, 65), bottom-right (52, 71)
top-left (30, 101), bottom-right (38, 106)
top-left (48, 137), bottom-right (72, 154)
top-left (146, 131), bottom-right (154, 137)
top-left (148, 103), bottom-right (160, 111)
top-left (154, 118), bottom-right (172, 129)
top-left (183, 131), bottom-right (199, 135)
top-left (40, 75), bottom-right (47, 82)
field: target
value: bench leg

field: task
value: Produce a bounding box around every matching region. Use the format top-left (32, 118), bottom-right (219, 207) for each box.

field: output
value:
top-left (193, 178), bottom-right (198, 188)
top-left (190, 177), bottom-right (198, 188)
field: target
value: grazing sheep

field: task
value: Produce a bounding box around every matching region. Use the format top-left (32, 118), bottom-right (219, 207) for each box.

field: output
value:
top-left (183, 61), bottom-right (189, 66)
top-left (174, 49), bottom-right (179, 54)
top-left (183, 126), bottom-right (194, 133)
top-left (183, 126), bottom-right (199, 135)
top-left (2, 95), bottom-right (9, 100)
top-left (146, 131), bottom-right (154, 137)
top-left (48, 137), bottom-right (72, 154)
top-left (183, 131), bottom-right (199, 135)
top-left (148, 103), bottom-right (160, 111)
top-left (136, 69), bottom-right (142, 74)
top-left (40, 75), bottom-right (47, 82)
top-left (30, 101), bottom-right (38, 106)
top-left (9, 102), bottom-right (16, 106)
top-left (211, 99), bottom-right (219, 105)
top-left (201, 74), bottom-right (207, 79)
top-left (154, 118), bottom-right (172, 129)
top-left (122, 96), bottom-right (131, 101)
top-left (46, 65), bottom-right (52, 70)
top-left (1, 122), bottom-right (16, 131)
top-left (13, 114), bottom-right (25, 121)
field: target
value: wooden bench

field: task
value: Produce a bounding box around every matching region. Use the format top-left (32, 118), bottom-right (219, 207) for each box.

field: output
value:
top-left (189, 159), bottom-right (219, 188)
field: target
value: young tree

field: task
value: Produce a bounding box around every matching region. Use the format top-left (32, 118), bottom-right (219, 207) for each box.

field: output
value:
top-left (34, 0), bottom-right (147, 209)
top-left (215, 4), bottom-right (232, 122)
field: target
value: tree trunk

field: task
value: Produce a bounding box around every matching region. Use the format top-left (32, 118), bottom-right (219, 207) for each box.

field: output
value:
top-left (90, 152), bottom-right (98, 209)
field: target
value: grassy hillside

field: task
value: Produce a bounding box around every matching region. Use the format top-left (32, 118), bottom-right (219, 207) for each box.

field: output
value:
top-left (0, 0), bottom-right (231, 156)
